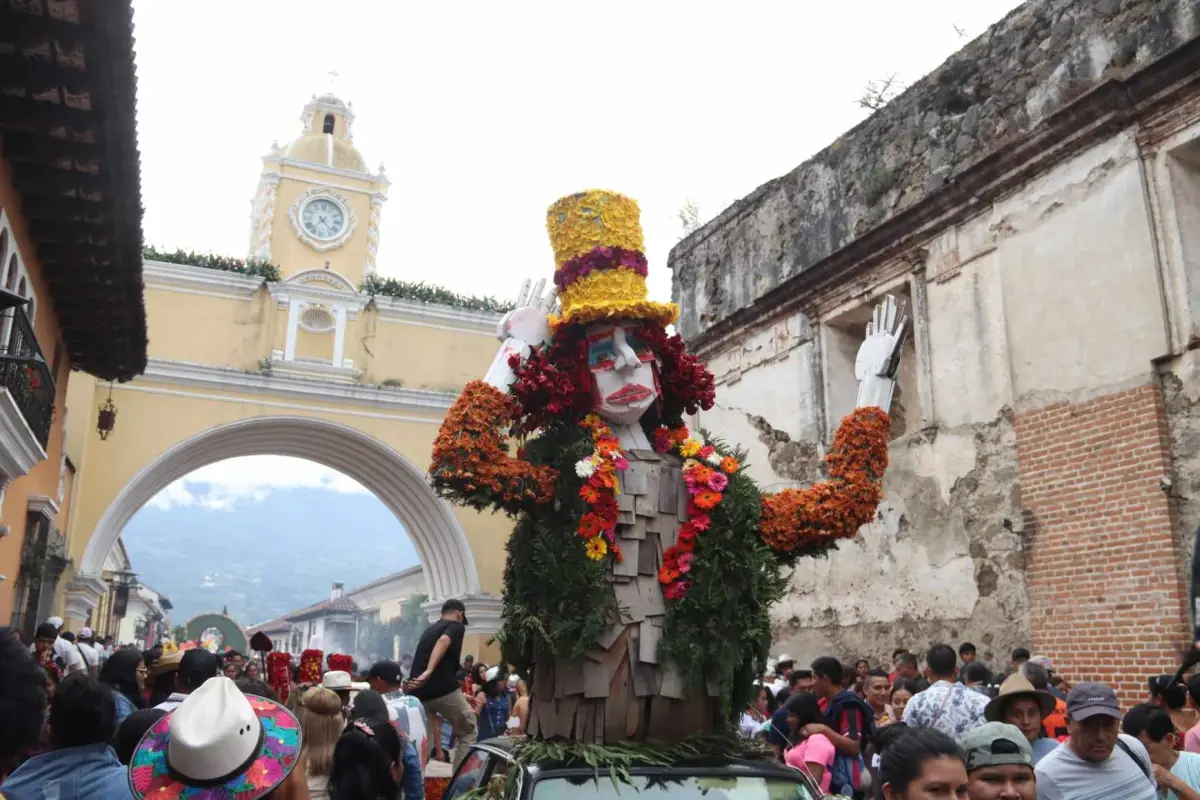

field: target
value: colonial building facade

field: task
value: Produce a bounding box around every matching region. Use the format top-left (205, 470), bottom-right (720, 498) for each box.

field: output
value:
top-left (0, 0), bottom-right (147, 637)
top-left (670, 0), bottom-right (1200, 697)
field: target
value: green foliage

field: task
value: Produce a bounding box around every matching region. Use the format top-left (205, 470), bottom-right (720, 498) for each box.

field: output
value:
top-left (456, 733), bottom-right (774, 800)
top-left (360, 275), bottom-right (514, 313)
top-left (358, 594), bottom-right (429, 662)
top-left (170, 625), bottom-right (187, 643)
top-left (143, 246), bottom-right (282, 282)
top-left (494, 422), bottom-right (615, 675)
top-left (659, 436), bottom-right (787, 718)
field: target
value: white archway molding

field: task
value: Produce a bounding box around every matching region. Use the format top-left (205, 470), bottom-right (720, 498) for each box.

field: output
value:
top-left (69, 415), bottom-right (484, 627)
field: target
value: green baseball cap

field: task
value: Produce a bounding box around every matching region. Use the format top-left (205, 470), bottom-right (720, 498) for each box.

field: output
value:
top-left (959, 722), bottom-right (1034, 771)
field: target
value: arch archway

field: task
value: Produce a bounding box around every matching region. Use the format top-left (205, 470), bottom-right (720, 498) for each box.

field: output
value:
top-left (71, 416), bottom-right (481, 622)
top-left (184, 612), bottom-right (248, 654)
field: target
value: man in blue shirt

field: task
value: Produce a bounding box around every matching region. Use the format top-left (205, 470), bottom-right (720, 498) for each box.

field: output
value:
top-left (2, 673), bottom-right (131, 798)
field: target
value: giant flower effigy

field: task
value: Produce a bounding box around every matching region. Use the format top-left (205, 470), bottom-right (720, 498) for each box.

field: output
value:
top-left (431, 190), bottom-right (904, 743)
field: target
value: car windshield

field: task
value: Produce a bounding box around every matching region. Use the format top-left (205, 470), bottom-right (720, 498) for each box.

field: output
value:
top-left (531, 774), bottom-right (817, 799)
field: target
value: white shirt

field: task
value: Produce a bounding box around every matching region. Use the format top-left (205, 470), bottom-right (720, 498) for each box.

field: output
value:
top-left (77, 641), bottom-right (99, 670)
top-left (383, 689), bottom-right (429, 766)
top-left (55, 637), bottom-right (86, 674)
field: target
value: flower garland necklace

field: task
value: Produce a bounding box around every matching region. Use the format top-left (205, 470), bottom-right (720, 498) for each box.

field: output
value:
top-left (574, 414), bottom-right (628, 563)
top-left (653, 425), bottom-right (740, 601)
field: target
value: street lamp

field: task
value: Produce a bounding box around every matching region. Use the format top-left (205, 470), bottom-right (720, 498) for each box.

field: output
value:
top-left (97, 383), bottom-right (117, 441)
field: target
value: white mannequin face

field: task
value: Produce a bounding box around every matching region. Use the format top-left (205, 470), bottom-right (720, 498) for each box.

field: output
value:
top-left (586, 322), bottom-right (658, 426)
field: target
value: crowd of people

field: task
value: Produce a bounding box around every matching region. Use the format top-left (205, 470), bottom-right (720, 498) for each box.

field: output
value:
top-left (0, 600), bottom-right (531, 799)
top-left (746, 642), bottom-right (1200, 799)
top-left (17, 605), bottom-right (1200, 799)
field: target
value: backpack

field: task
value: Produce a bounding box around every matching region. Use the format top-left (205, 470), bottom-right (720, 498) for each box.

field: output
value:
top-left (825, 690), bottom-right (876, 795)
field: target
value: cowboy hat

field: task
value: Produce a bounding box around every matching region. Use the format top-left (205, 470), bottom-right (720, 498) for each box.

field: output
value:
top-left (147, 649), bottom-right (184, 679)
top-left (321, 670), bottom-right (369, 693)
top-left (985, 673), bottom-right (1055, 722)
top-left (128, 676), bottom-right (301, 800)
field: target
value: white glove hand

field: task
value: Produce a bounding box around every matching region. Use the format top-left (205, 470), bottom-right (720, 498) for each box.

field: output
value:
top-left (854, 294), bottom-right (907, 412)
top-left (482, 278), bottom-right (558, 392)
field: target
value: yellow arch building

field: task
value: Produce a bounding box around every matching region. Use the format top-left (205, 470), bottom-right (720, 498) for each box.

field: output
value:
top-left (59, 93), bottom-right (511, 649)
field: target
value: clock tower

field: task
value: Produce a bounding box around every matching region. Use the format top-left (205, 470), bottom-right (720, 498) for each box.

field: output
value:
top-left (247, 92), bottom-right (388, 285)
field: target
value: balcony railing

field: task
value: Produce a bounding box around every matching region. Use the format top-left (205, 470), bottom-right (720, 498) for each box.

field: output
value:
top-left (0, 306), bottom-right (55, 449)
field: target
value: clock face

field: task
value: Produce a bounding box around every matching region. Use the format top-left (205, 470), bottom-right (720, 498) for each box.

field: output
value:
top-left (301, 198), bottom-right (346, 240)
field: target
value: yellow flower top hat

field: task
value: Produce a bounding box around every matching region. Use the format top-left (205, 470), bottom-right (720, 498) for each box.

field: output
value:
top-left (546, 190), bottom-right (678, 330)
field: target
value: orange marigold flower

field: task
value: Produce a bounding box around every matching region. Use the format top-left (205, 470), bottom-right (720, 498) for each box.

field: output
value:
top-left (596, 439), bottom-right (620, 457)
top-left (757, 406), bottom-right (889, 552)
top-left (579, 484), bottom-right (600, 503)
top-left (721, 456), bottom-right (740, 473)
top-left (687, 465), bottom-right (715, 485)
top-left (692, 489), bottom-right (722, 511)
top-left (592, 471), bottom-right (616, 489)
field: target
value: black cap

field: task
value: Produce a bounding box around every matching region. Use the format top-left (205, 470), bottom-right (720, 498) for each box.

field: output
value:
top-left (367, 660), bottom-right (405, 684)
top-left (442, 598), bottom-right (469, 626)
top-left (179, 649), bottom-right (218, 691)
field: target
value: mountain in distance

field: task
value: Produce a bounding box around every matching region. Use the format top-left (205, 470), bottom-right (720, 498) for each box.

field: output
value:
top-left (120, 486), bottom-right (418, 627)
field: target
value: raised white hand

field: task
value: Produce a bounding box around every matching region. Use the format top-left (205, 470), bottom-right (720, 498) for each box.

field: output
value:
top-left (482, 278), bottom-right (558, 392)
top-left (854, 294), bottom-right (907, 412)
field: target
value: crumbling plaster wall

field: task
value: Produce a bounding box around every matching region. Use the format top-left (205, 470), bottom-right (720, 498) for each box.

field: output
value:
top-left (689, 126), bottom-right (1173, 669)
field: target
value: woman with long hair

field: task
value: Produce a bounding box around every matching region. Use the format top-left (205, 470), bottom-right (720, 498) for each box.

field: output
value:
top-left (782, 693), bottom-right (835, 792)
top-left (879, 728), bottom-right (968, 800)
top-left (329, 719), bottom-right (403, 800)
top-left (890, 678), bottom-right (922, 723)
top-left (295, 686), bottom-right (346, 800)
top-left (98, 648), bottom-right (145, 727)
top-left (474, 667), bottom-right (510, 742)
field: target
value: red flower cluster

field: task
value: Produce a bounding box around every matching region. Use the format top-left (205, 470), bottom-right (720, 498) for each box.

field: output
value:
top-left (510, 333), bottom-right (592, 432)
top-left (299, 649), bottom-right (324, 685)
top-left (553, 245), bottom-right (649, 292)
top-left (576, 414), bottom-right (628, 563)
top-left (758, 406), bottom-right (890, 552)
top-left (636, 326), bottom-right (716, 426)
top-left (267, 652), bottom-right (291, 704)
top-left (654, 426), bottom-right (739, 601)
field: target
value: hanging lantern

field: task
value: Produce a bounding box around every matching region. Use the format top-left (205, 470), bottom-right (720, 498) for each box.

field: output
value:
top-left (97, 383), bottom-right (117, 441)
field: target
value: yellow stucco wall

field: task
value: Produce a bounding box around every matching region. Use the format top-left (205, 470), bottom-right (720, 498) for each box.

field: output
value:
top-left (145, 288), bottom-right (275, 370)
top-left (357, 319), bottom-right (497, 392)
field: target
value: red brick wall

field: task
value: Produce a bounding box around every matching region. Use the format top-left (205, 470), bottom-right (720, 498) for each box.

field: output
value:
top-left (1016, 383), bottom-right (1190, 702)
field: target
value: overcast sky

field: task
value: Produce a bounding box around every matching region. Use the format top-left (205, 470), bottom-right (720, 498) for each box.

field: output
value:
top-left (132, 0), bottom-right (1024, 306)
top-left (131, 0), bottom-right (1024, 504)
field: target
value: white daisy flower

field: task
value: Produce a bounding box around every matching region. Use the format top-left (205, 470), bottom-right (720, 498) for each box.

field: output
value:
top-left (705, 452), bottom-right (723, 466)
top-left (575, 459), bottom-right (596, 478)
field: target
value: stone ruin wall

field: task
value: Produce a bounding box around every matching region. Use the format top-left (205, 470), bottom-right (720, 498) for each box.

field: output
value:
top-left (670, 0), bottom-right (1200, 682)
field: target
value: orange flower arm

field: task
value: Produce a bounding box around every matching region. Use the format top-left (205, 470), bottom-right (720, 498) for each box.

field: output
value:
top-left (431, 380), bottom-right (557, 513)
top-left (758, 406), bottom-right (890, 553)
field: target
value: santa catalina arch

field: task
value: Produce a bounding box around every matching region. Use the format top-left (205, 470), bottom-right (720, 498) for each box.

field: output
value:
top-left (56, 92), bottom-right (511, 648)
